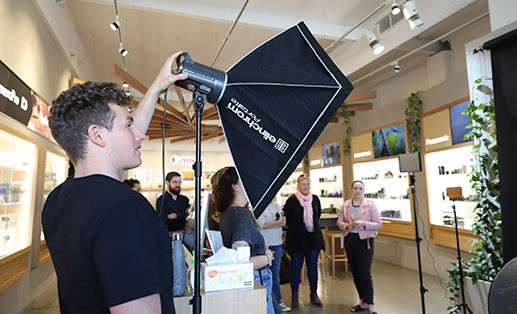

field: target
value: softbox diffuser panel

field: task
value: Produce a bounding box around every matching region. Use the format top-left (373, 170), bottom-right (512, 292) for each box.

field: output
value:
top-left (216, 22), bottom-right (353, 218)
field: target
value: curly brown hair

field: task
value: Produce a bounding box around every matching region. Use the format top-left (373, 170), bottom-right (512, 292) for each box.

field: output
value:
top-left (50, 81), bottom-right (131, 163)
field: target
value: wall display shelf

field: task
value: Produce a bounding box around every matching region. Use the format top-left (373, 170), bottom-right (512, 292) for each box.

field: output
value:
top-left (276, 164), bottom-right (303, 209)
top-left (308, 138), bottom-right (346, 218)
top-left (310, 166), bottom-right (344, 213)
top-left (350, 121), bottom-right (414, 239)
top-left (0, 129), bottom-right (36, 258)
top-left (422, 96), bottom-right (476, 250)
top-left (353, 159), bottom-right (411, 221)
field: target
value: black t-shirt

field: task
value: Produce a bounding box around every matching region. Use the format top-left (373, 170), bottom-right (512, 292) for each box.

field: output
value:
top-left (42, 175), bottom-right (174, 314)
top-left (157, 192), bottom-right (190, 232)
top-left (284, 195), bottom-right (325, 254)
top-left (219, 206), bottom-right (265, 257)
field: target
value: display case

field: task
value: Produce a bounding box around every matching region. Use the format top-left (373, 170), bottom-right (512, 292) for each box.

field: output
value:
top-left (422, 96), bottom-right (476, 250)
top-left (0, 125), bottom-right (37, 293)
top-left (350, 121), bottom-right (414, 239)
top-left (35, 149), bottom-right (68, 266)
top-left (308, 139), bottom-right (346, 225)
top-left (353, 159), bottom-right (411, 221)
top-left (0, 129), bottom-right (36, 257)
top-left (276, 163), bottom-right (303, 208)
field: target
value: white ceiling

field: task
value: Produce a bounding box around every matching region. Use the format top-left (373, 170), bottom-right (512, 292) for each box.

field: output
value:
top-left (34, 0), bottom-right (488, 148)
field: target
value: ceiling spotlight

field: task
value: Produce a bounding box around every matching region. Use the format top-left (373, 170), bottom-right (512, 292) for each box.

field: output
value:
top-left (365, 28), bottom-right (384, 55)
top-left (119, 47), bottom-right (128, 57)
top-left (122, 82), bottom-right (129, 88)
top-left (402, 0), bottom-right (424, 30)
top-left (394, 61), bottom-right (400, 73)
top-left (110, 19), bottom-right (120, 31)
top-left (391, 0), bottom-right (401, 15)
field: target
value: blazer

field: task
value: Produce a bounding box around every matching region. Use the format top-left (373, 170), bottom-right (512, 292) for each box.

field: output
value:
top-left (337, 198), bottom-right (382, 249)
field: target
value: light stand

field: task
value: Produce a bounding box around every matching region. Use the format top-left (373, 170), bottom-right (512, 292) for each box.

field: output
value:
top-left (398, 152), bottom-right (426, 314)
top-left (409, 173), bottom-right (428, 314)
top-left (190, 89), bottom-right (207, 314)
top-left (447, 187), bottom-right (473, 314)
top-left (173, 52), bottom-right (226, 314)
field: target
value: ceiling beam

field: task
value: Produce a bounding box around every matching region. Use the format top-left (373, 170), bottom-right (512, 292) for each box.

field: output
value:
top-left (345, 90), bottom-right (377, 102)
top-left (345, 103), bottom-right (373, 111)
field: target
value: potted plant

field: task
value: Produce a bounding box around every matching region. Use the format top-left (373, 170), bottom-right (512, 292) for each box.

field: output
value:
top-left (445, 77), bottom-right (503, 313)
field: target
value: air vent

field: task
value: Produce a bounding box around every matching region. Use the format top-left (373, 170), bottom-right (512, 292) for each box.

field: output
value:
top-left (377, 13), bottom-right (404, 34)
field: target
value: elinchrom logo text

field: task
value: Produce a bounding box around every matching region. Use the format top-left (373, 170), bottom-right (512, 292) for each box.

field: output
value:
top-left (226, 98), bottom-right (289, 153)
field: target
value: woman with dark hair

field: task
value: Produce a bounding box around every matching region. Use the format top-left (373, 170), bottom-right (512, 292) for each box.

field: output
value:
top-left (122, 178), bottom-right (141, 193)
top-left (283, 174), bottom-right (325, 309)
top-left (215, 166), bottom-right (275, 314)
top-left (337, 180), bottom-right (382, 314)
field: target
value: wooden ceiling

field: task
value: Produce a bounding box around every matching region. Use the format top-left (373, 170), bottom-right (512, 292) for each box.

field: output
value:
top-left (112, 64), bottom-right (375, 143)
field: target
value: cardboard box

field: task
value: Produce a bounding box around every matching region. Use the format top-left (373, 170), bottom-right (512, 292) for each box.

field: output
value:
top-left (201, 262), bottom-right (254, 292)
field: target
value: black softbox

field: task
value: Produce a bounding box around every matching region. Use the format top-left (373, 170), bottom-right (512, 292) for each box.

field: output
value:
top-left (216, 22), bottom-right (353, 217)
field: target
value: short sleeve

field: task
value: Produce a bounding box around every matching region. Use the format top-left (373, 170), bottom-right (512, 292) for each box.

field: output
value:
top-left (231, 208), bottom-right (253, 246)
top-left (92, 197), bottom-right (165, 307)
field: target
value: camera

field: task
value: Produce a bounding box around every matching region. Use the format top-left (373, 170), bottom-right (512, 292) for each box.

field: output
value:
top-left (276, 212), bottom-right (285, 220)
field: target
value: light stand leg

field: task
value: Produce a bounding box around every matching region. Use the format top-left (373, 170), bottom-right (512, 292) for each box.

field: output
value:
top-left (448, 200), bottom-right (473, 314)
top-left (190, 90), bottom-right (206, 314)
top-left (409, 173), bottom-right (427, 314)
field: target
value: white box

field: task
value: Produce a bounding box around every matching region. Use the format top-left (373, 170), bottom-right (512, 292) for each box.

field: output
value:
top-left (201, 262), bottom-right (254, 292)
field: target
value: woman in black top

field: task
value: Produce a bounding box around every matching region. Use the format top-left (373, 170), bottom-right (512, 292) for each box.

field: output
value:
top-left (215, 167), bottom-right (275, 314)
top-left (284, 174), bottom-right (325, 309)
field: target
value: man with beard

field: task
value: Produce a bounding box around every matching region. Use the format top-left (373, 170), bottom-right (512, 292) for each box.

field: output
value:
top-left (157, 171), bottom-right (190, 234)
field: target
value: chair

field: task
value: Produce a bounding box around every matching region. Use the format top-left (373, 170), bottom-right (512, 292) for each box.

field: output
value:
top-left (324, 230), bottom-right (349, 278)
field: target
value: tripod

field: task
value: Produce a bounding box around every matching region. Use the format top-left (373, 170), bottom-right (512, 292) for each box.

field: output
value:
top-left (448, 198), bottom-right (473, 314)
top-left (409, 173), bottom-right (428, 314)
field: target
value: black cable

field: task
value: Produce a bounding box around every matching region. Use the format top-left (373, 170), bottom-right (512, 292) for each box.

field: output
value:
top-left (159, 90), bottom-right (168, 218)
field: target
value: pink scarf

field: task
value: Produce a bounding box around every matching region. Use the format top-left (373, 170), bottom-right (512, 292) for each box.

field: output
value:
top-left (295, 190), bottom-right (314, 233)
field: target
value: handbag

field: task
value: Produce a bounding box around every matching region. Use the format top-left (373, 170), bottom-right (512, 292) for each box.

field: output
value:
top-left (279, 252), bottom-right (291, 284)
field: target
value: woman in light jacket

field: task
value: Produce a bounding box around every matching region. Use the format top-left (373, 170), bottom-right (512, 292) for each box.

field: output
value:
top-left (337, 180), bottom-right (382, 314)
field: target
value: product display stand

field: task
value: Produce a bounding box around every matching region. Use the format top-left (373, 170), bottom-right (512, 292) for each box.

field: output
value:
top-left (191, 90), bottom-right (206, 314)
top-left (448, 197), bottom-right (473, 314)
top-left (409, 173), bottom-right (427, 314)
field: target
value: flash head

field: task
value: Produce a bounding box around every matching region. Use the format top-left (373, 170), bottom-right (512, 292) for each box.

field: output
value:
top-left (173, 52), bottom-right (227, 104)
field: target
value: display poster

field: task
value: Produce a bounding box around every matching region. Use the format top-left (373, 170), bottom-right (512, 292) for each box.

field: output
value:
top-left (321, 140), bottom-right (341, 167)
top-left (449, 99), bottom-right (471, 145)
top-left (0, 60), bottom-right (54, 142)
top-left (372, 122), bottom-right (406, 158)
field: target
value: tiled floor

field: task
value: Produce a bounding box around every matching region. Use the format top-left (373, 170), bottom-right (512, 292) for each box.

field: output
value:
top-left (27, 259), bottom-right (452, 314)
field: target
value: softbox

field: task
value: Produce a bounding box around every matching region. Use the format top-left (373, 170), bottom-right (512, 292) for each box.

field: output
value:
top-left (175, 22), bottom-right (353, 219)
top-left (218, 22), bottom-right (353, 217)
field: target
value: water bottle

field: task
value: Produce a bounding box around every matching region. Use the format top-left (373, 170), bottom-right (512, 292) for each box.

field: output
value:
top-left (172, 233), bottom-right (186, 296)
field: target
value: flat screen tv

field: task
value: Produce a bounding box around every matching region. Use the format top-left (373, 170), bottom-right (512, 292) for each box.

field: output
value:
top-left (372, 122), bottom-right (406, 158)
top-left (322, 140), bottom-right (341, 167)
top-left (449, 100), bottom-right (471, 145)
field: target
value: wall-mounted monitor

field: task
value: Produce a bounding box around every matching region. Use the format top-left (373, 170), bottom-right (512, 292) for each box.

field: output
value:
top-left (372, 122), bottom-right (406, 158)
top-left (449, 100), bottom-right (471, 145)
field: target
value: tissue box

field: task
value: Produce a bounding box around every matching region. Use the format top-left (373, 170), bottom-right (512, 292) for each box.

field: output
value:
top-left (201, 262), bottom-right (254, 292)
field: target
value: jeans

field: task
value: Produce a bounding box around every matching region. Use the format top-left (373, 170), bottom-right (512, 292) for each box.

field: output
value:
top-left (269, 244), bottom-right (283, 304)
top-left (254, 267), bottom-right (274, 314)
top-left (290, 249), bottom-right (320, 293)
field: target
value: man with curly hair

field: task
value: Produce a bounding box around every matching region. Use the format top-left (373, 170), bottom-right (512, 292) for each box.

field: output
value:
top-left (42, 52), bottom-right (187, 314)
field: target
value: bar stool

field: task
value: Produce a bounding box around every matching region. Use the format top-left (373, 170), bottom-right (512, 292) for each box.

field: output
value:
top-left (324, 230), bottom-right (349, 278)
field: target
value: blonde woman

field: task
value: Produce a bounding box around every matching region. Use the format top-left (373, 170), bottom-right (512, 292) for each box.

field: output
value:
top-left (283, 174), bottom-right (325, 309)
